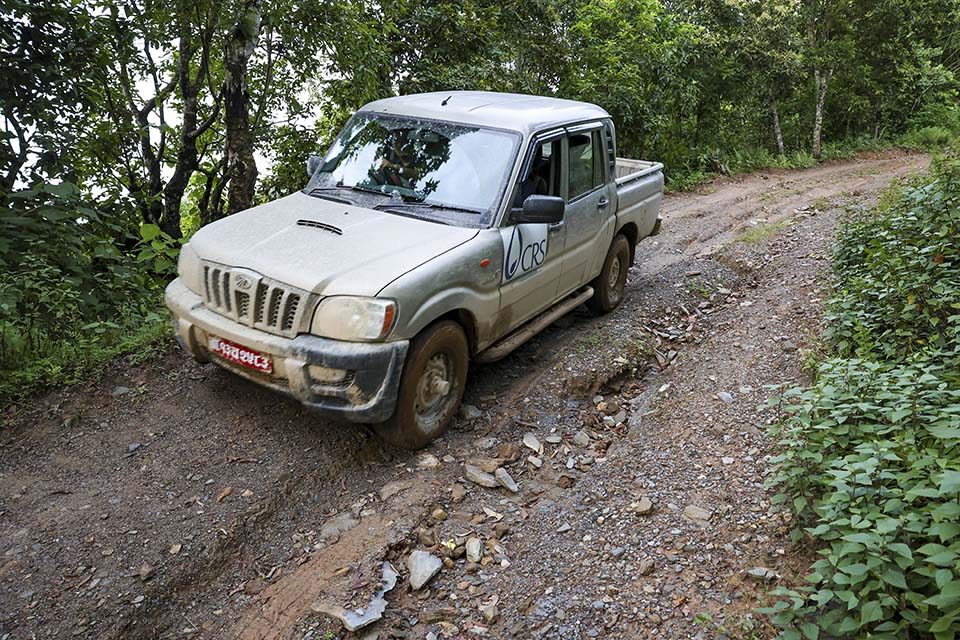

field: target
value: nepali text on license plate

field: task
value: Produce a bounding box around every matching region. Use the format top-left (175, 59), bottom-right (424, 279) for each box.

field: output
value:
top-left (208, 336), bottom-right (272, 373)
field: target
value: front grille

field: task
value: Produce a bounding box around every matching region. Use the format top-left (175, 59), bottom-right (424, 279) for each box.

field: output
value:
top-left (201, 262), bottom-right (312, 338)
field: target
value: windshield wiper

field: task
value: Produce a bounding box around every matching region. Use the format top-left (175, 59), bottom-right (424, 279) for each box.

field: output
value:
top-left (373, 201), bottom-right (481, 216)
top-left (376, 207), bottom-right (451, 225)
top-left (307, 185), bottom-right (355, 205)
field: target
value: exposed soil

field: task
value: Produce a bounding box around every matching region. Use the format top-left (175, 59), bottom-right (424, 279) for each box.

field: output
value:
top-left (0, 150), bottom-right (928, 640)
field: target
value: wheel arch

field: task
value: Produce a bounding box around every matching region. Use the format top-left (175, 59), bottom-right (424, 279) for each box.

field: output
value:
top-left (616, 221), bottom-right (639, 265)
top-left (433, 309), bottom-right (479, 356)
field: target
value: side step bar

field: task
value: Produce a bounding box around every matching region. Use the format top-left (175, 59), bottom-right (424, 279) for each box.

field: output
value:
top-left (475, 287), bottom-right (594, 364)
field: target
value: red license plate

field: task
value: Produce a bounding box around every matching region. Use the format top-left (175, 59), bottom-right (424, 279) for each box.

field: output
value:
top-left (208, 336), bottom-right (273, 373)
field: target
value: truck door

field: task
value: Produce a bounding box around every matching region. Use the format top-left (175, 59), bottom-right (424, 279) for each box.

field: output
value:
top-left (498, 134), bottom-right (566, 329)
top-left (557, 124), bottom-right (613, 295)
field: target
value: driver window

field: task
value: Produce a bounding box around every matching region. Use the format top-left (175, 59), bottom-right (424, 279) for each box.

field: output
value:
top-left (513, 139), bottom-right (561, 207)
top-left (568, 131), bottom-right (603, 200)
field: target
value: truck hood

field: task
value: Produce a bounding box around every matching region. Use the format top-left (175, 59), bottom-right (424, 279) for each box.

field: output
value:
top-left (188, 192), bottom-right (479, 296)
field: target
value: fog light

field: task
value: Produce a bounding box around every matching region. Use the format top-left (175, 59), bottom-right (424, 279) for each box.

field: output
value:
top-left (308, 365), bottom-right (349, 384)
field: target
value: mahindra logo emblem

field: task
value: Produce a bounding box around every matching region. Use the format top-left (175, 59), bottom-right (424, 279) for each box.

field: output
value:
top-left (234, 275), bottom-right (252, 290)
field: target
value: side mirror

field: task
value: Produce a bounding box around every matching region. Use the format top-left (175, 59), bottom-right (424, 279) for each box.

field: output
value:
top-left (513, 195), bottom-right (565, 224)
top-left (306, 154), bottom-right (323, 178)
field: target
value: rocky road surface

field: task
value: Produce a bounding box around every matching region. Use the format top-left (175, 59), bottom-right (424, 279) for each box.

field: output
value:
top-left (0, 151), bottom-right (928, 640)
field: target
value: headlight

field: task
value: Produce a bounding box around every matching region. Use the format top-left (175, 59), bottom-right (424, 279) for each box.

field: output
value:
top-left (178, 243), bottom-right (202, 294)
top-left (311, 297), bottom-right (397, 342)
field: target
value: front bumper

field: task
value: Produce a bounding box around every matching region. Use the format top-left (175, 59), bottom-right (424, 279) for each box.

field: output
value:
top-left (164, 278), bottom-right (408, 423)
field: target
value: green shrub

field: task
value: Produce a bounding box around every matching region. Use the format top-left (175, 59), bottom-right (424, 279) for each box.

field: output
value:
top-left (0, 182), bottom-right (177, 404)
top-left (902, 126), bottom-right (957, 151)
top-left (764, 157), bottom-right (960, 639)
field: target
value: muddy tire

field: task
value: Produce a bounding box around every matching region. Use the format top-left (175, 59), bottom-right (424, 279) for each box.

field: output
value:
top-left (587, 234), bottom-right (631, 313)
top-left (374, 320), bottom-right (468, 449)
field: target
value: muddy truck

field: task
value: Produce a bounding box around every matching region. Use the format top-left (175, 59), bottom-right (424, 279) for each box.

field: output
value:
top-left (165, 91), bottom-right (663, 448)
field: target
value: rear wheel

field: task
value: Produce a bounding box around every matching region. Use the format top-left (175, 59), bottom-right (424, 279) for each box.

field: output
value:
top-left (587, 234), bottom-right (631, 313)
top-left (374, 321), bottom-right (468, 449)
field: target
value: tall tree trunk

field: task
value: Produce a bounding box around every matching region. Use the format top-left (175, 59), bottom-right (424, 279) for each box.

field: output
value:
top-left (224, 0), bottom-right (262, 216)
top-left (812, 67), bottom-right (833, 160)
top-left (770, 93), bottom-right (784, 156)
top-left (160, 20), bottom-right (200, 239)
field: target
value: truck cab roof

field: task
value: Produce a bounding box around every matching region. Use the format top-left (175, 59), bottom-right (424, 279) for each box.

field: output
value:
top-left (359, 91), bottom-right (610, 136)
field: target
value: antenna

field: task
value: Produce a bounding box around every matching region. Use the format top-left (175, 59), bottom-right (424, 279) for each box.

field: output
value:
top-left (441, 95), bottom-right (452, 106)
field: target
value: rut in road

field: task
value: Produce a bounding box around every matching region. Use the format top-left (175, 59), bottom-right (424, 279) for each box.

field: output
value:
top-left (0, 151), bottom-right (927, 640)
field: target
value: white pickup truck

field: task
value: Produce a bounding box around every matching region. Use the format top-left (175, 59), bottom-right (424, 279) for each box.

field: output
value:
top-left (166, 91), bottom-right (663, 448)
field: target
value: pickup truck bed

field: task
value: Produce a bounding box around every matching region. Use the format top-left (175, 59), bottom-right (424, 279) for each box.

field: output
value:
top-left (614, 157), bottom-right (664, 239)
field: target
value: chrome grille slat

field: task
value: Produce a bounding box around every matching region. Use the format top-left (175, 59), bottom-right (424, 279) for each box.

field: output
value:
top-left (199, 261), bottom-right (311, 338)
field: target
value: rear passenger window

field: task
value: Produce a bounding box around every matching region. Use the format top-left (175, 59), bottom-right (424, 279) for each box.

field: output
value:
top-left (568, 131), bottom-right (603, 200)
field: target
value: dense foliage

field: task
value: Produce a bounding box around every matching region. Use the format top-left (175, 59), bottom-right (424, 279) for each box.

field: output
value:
top-left (1, 0), bottom-right (959, 402)
top-left (765, 158), bottom-right (960, 639)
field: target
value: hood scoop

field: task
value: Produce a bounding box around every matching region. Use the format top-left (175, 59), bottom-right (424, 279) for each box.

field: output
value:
top-left (297, 219), bottom-right (343, 235)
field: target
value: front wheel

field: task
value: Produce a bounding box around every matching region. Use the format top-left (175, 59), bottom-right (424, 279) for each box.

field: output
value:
top-left (374, 321), bottom-right (468, 449)
top-left (587, 234), bottom-right (631, 313)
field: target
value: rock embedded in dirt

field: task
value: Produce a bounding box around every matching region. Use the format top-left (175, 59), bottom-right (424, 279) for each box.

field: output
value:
top-left (378, 479), bottom-right (412, 501)
top-left (407, 551), bottom-right (442, 590)
top-left (466, 537), bottom-right (483, 563)
top-left (110, 386), bottom-right (131, 397)
top-left (522, 433), bottom-right (542, 454)
top-left (460, 404), bottom-right (483, 421)
top-left (320, 512), bottom-right (359, 541)
top-left (716, 391), bottom-right (734, 404)
top-left (127, 442), bottom-right (141, 453)
top-left (638, 558), bottom-right (655, 575)
top-left (431, 508), bottom-right (448, 521)
top-left (314, 561), bottom-right (399, 631)
top-left (527, 455), bottom-right (543, 468)
top-left (495, 468), bottom-right (519, 493)
top-left (632, 497), bottom-right (654, 515)
top-left (682, 505), bottom-right (712, 526)
top-left (466, 457), bottom-right (501, 473)
top-left (497, 443), bottom-right (521, 461)
top-left (572, 430), bottom-right (590, 447)
top-left (544, 435), bottom-right (562, 445)
top-left (556, 523), bottom-right (572, 533)
top-left (746, 566), bottom-right (781, 581)
top-left (464, 464), bottom-right (498, 488)
top-left (417, 453), bottom-right (441, 469)
top-left (450, 484), bottom-right (467, 503)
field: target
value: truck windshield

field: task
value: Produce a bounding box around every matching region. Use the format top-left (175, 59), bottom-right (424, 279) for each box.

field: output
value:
top-left (306, 113), bottom-right (519, 227)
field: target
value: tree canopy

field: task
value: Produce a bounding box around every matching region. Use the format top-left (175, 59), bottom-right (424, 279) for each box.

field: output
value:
top-left (1, 0), bottom-right (958, 397)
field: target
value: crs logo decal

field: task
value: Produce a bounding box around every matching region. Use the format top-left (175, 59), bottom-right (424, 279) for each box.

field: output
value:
top-left (501, 224), bottom-right (549, 283)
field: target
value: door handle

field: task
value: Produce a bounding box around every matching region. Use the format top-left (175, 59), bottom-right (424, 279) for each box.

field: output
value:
top-left (597, 198), bottom-right (610, 209)
top-left (548, 221), bottom-right (565, 232)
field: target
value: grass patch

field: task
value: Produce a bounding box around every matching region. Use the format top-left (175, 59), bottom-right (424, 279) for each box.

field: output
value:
top-left (737, 219), bottom-right (792, 244)
top-left (1, 310), bottom-right (172, 410)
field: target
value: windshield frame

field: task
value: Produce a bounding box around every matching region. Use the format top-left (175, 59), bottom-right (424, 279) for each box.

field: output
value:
top-left (304, 111), bottom-right (522, 229)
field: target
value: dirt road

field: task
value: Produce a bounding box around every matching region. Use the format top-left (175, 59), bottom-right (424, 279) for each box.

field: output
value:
top-left (0, 151), bottom-right (928, 639)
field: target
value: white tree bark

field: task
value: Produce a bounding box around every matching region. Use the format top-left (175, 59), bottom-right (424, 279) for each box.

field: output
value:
top-left (812, 67), bottom-right (833, 159)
